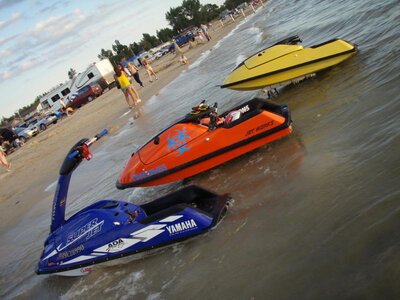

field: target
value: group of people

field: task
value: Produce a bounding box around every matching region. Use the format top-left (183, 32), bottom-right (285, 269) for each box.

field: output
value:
top-left (114, 57), bottom-right (158, 113)
top-left (115, 24), bottom-right (214, 111)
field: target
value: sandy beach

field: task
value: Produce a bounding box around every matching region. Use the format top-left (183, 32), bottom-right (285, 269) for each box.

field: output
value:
top-left (2, 0), bottom-right (400, 298)
top-left (0, 10), bottom-right (252, 232)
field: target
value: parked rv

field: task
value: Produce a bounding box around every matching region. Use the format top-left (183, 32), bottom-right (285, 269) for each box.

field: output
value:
top-left (39, 59), bottom-right (115, 112)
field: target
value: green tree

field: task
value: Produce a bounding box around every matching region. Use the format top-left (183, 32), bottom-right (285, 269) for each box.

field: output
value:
top-left (223, 0), bottom-right (247, 10)
top-left (157, 27), bottom-right (175, 43)
top-left (112, 40), bottom-right (132, 57)
top-left (200, 4), bottom-right (222, 22)
top-left (166, 6), bottom-right (189, 32)
top-left (166, 0), bottom-right (221, 32)
top-left (140, 33), bottom-right (160, 49)
top-left (129, 42), bottom-right (142, 55)
top-left (98, 48), bottom-right (114, 60)
top-left (112, 40), bottom-right (134, 63)
top-left (181, 0), bottom-right (202, 24)
top-left (67, 68), bottom-right (77, 80)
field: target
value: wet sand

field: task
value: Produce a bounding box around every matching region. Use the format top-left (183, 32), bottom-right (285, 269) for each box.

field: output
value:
top-left (0, 10), bottom-right (254, 233)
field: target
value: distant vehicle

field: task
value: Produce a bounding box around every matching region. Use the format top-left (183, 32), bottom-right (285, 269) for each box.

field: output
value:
top-left (66, 83), bottom-right (103, 109)
top-left (174, 32), bottom-right (195, 47)
top-left (39, 59), bottom-right (115, 112)
top-left (160, 47), bottom-right (171, 55)
top-left (153, 51), bottom-right (163, 60)
top-left (29, 113), bottom-right (59, 131)
top-left (14, 126), bottom-right (39, 143)
top-left (236, 2), bottom-right (248, 10)
top-left (1, 127), bottom-right (22, 153)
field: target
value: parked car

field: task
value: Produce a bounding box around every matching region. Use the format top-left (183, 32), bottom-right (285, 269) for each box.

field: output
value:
top-left (29, 113), bottom-right (59, 131)
top-left (14, 125), bottom-right (39, 143)
top-left (66, 83), bottom-right (103, 109)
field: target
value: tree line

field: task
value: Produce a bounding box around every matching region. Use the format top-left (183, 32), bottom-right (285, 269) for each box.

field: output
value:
top-left (2, 0), bottom-right (248, 124)
top-left (97, 0), bottom-right (247, 65)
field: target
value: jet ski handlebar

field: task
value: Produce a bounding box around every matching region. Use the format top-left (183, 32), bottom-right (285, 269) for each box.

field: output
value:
top-left (60, 129), bottom-right (108, 175)
top-left (68, 129), bottom-right (108, 159)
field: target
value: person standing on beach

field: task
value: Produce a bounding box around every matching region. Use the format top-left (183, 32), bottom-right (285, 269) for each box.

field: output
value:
top-left (201, 24), bottom-right (211, 41)
top-left (140, 58), bottom-right (158, 82)
top-left (114, 64), bottom-right (141, 108)
top-left (173, 41), bottom-right (188, 65)
top-left (59, 98), bottom-right (70, 116)
top-left (0, 147), bottom-right (11, 171)
top-left (127, 62), bottom-right (144, 87)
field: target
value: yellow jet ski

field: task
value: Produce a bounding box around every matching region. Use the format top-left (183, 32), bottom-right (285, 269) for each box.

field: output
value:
top-left (221, 36), bottom-right (357, 91)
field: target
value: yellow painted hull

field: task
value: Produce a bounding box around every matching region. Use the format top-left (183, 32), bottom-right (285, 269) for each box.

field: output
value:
top-left (222, 39), bottom-right (357, 91)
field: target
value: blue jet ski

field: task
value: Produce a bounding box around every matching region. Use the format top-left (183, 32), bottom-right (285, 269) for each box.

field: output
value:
top-left (36, 130), bottom-right (230, 276)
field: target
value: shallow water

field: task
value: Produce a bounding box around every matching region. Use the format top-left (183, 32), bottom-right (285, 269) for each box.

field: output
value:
top-left (1, 0), bottom-right (400, 299)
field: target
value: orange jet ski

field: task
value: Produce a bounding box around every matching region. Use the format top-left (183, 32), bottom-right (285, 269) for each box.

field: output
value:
top-left (116, 98), bottom-right (292, 189)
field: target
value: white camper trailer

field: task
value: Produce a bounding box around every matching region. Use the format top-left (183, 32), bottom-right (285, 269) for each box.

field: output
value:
top-left (71, 59), bottom-right (115, 91)
top-left (39, 59), bottom-right (115, 111)
top-left (39, 82), bottom-right (73, 111)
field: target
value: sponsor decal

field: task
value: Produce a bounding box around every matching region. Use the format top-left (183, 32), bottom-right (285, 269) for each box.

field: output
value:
top-left (58, 245), bottom-right (85, 260)
top-left (67, 218), bottom-right (104, 243)
top-left (91, 216), bottom-right (197, 255)
top-left (245, 120), bottom-right (274, 137)
top-left (166, 219), bottom-right (198, 235)
top-left (167, 127), bottom-right (190, 156)
top-left (238, 105), bottom-right (250, 114)
top-left (56, 218), bottom-right (104, 252)
top-left (132, 164), bottom-right (167, 182)
top-left (106, 238), bottom-right (125, 252)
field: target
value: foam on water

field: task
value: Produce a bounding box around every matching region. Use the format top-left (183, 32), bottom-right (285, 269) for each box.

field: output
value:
top-left (247, 26), bottom-right (263, 44)
top-left (60, 270), bottom-right (146, 300)
top-left (188, 49), bottom-right (211, 70)
top-left (44, 180), bottom-right (57, 192)
top-left (4, 1), bottom-right (400, 299)
top-left (119, 110), bottom-right (131, 118)
top-left (235, 54), bottom-right (247, 67)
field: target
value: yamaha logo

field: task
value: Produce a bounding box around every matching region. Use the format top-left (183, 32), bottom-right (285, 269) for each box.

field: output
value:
top-left (166, 219), bottom-right (197, 235)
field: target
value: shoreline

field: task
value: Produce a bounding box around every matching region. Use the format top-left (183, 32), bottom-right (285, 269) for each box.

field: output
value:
top-left (0, 7), bottom-right (260, 232)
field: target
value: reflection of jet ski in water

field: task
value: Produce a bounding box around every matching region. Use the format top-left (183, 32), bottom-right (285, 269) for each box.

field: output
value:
top-left (36, 130), bottom-right (230, 276)
top-left (221, 36), bottom-right (357, 91)
top-left (116, 98), bottom-right (292, 189)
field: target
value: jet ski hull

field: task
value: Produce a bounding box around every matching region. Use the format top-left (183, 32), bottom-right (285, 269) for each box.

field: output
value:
top-left (221, 38), bottom-right (357, 91)
top-left (117, 98), bottom-right (292, 189)
top-left (36, 186), bottom-right (229, 275)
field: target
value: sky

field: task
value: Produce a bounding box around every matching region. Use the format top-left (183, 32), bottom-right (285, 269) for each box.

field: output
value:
top-left (0, 0), bottom-right (225, 118)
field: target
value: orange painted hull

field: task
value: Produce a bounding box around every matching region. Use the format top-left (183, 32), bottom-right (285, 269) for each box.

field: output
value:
top-left (117, 98), bottom-right (293, 189)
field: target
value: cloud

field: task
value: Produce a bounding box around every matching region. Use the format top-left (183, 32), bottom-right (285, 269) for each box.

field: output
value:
top-left (0, 57), bottom-right (43, 83)
top-left (0, 0), bottom-right (25, 10)
top-left (0, 49), bottom-right (12, 59)
top-left (0, 12), bottom-right (23, 30)
top-left (30, 9), bottom-right (87, 42)
top-left (0, 0), bottom-right (157, 84)
top-left (0, 34), bottom-right (18, 46)
top-left (39, 0), bottom-right (70, 13)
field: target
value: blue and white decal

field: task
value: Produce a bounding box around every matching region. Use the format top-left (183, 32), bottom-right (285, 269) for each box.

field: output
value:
top-left (167, 127), bottom-right (190, 156)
